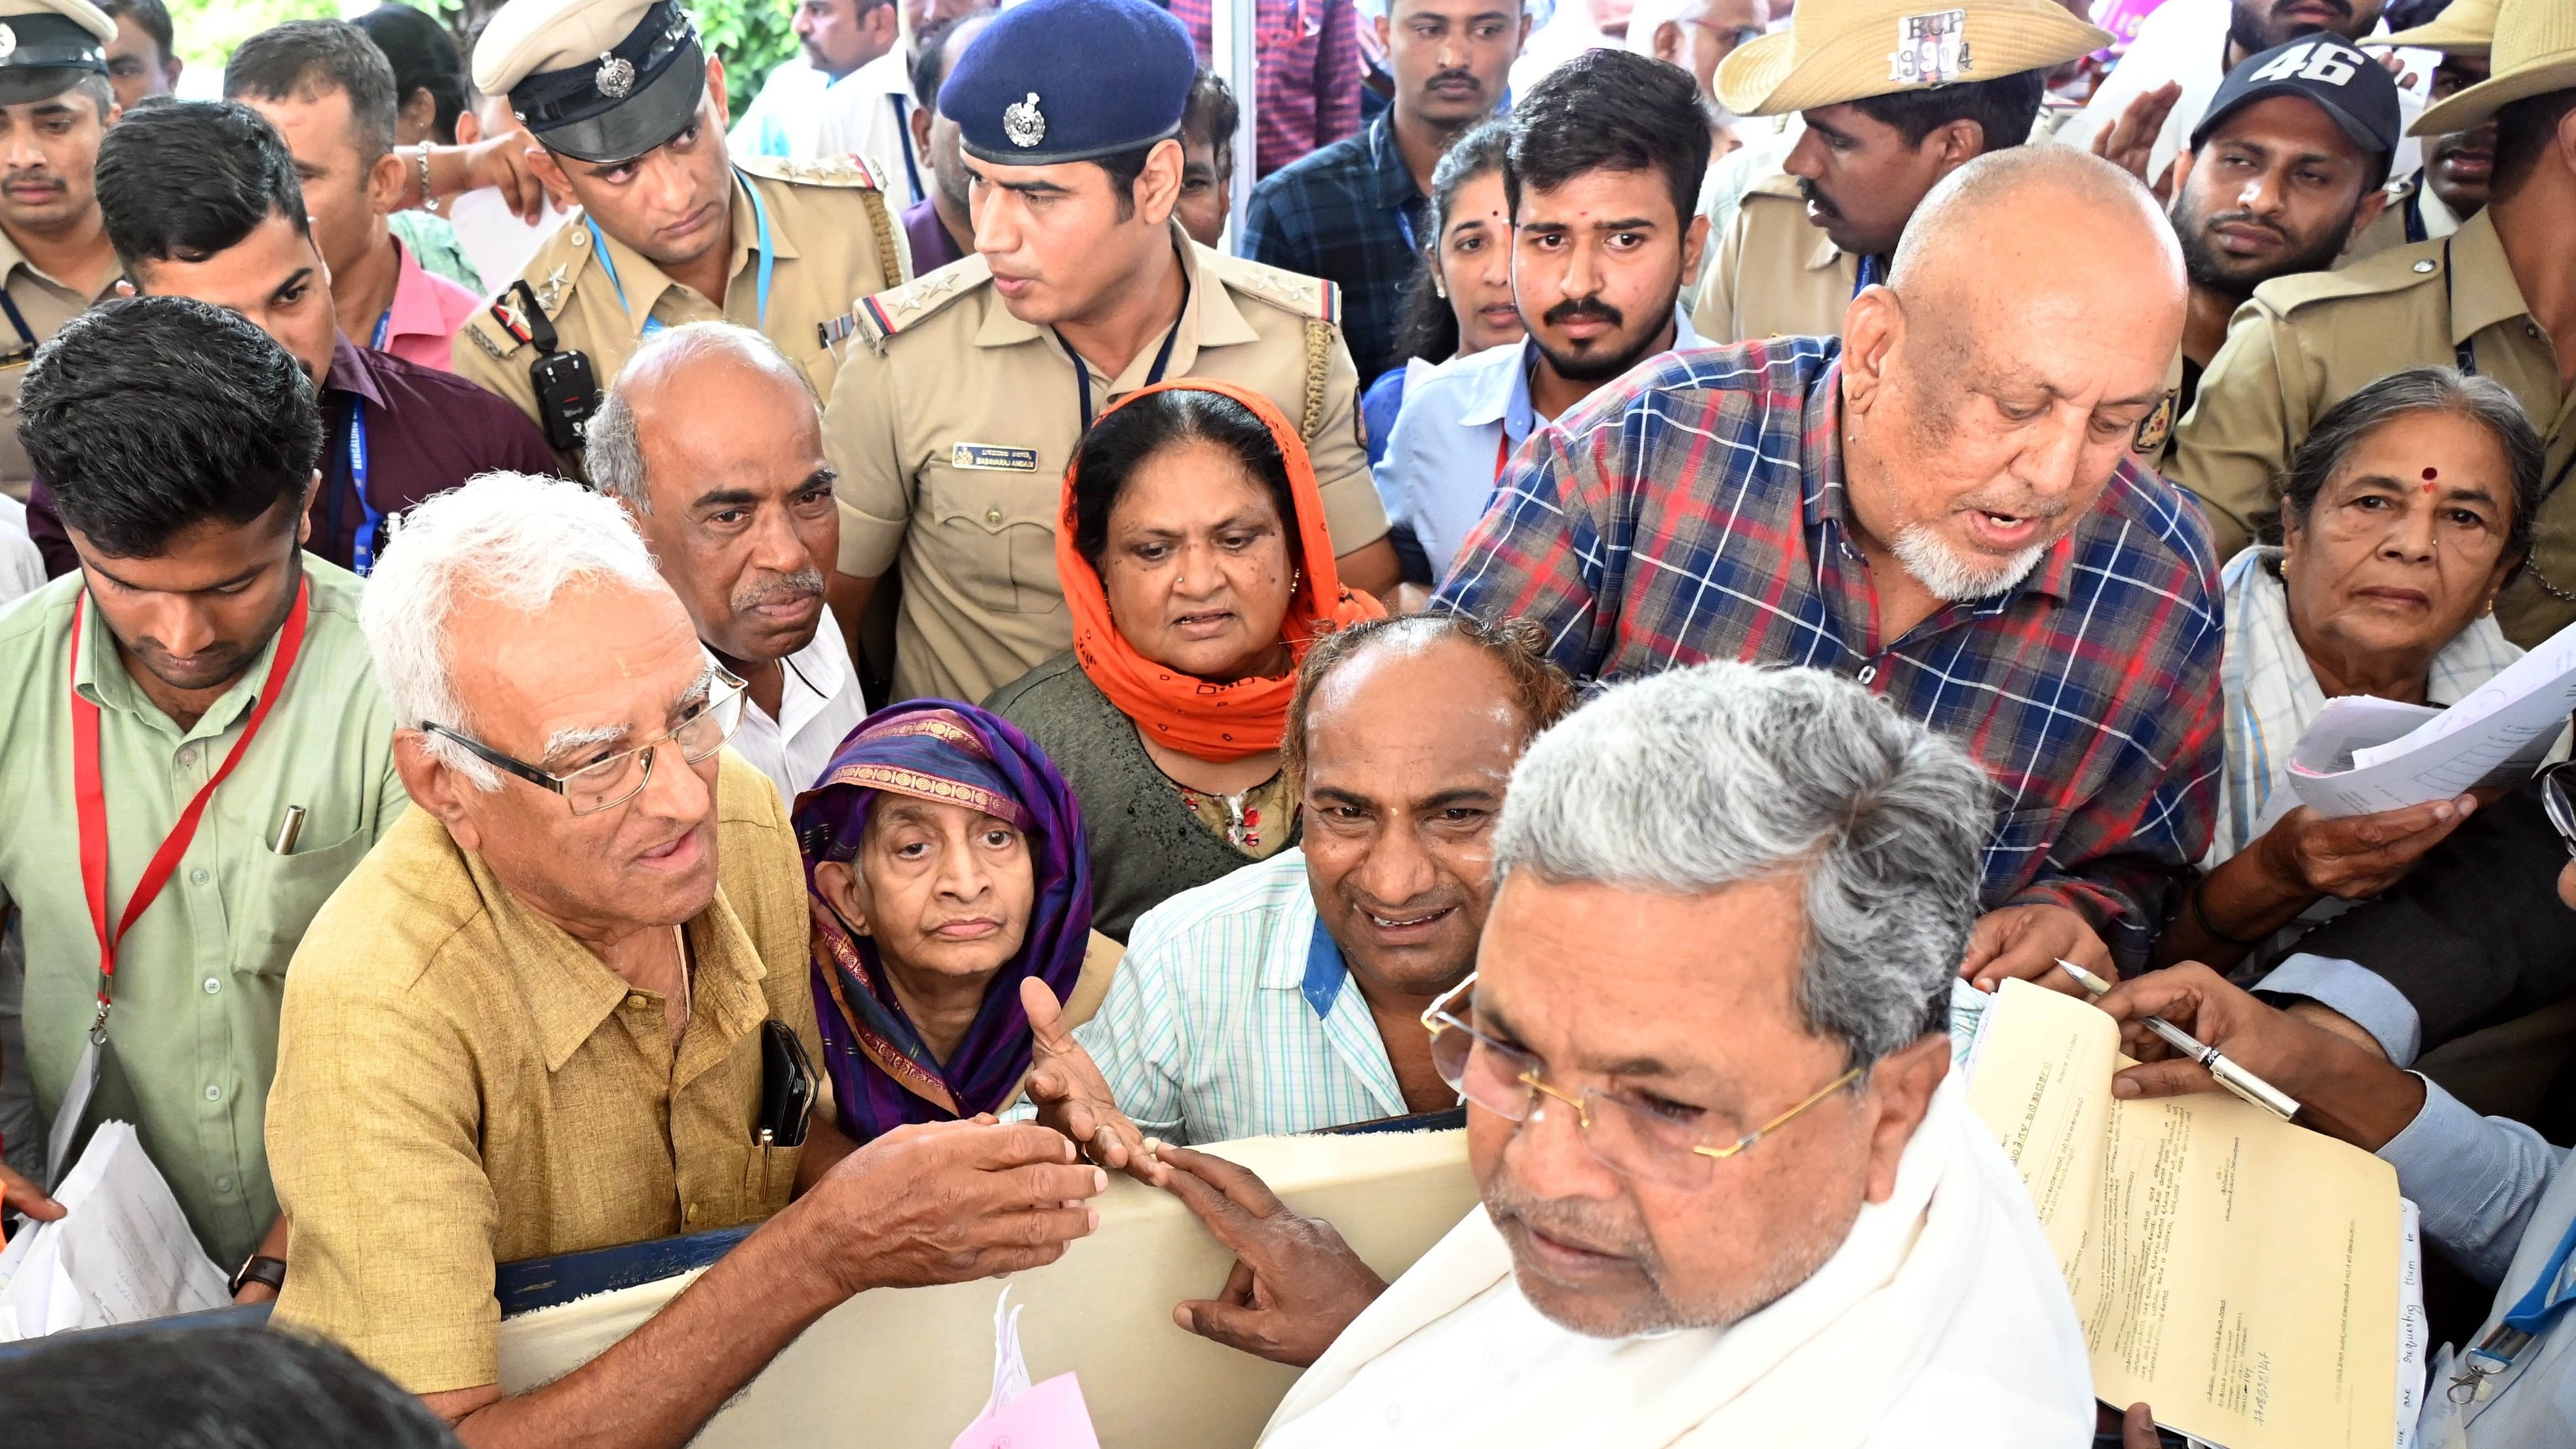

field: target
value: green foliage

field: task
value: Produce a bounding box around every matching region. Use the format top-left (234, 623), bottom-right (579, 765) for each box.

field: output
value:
top-left (167, 0), bottom-right (339, 79)
top-left (689, 0), bottom-right (801, 114)
top-left (167, 0), bottom-right (795, 116)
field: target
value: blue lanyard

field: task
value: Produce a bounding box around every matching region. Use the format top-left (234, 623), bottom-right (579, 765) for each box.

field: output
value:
top-left (2451, 1209), bottom-right (2576, 1405)
top-left (586, 168), bottom-right (775, 334)
top-left (892, 94), bottom-right (923, 204)
top-left (1853, 254), bottom-right (1885, 296)
top-left (370, 309), bottom-right (390, 350)
top-left (344, 398), bottom-right (383, 577)
top-left (1057, 276), bottom-right (1189, 430)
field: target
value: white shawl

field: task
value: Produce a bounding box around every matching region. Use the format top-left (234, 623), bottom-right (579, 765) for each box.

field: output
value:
top-left (1259, 1078), bottom-right (2092, 1449)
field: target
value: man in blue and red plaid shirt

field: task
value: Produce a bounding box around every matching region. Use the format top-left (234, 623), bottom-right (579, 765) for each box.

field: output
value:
top-left (1438, 146), bottom-right (2223, 984)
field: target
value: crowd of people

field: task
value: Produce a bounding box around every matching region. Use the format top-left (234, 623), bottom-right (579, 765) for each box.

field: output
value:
top-left (0, 0), bottom-right (2570, 1442)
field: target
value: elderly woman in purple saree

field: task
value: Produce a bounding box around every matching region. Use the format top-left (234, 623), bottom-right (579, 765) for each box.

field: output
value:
top-left (794, 700), bottom-right (1119, 1143)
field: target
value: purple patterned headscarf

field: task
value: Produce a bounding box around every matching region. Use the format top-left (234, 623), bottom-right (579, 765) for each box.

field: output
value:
top-left (794, 701), bottom-right (1092, 1143)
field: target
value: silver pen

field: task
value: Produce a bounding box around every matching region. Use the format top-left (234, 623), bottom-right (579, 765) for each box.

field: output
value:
top-left (271, 804), bottom-right (306, 856)
top-left (2052, 959), bottom-right (2301, 1121)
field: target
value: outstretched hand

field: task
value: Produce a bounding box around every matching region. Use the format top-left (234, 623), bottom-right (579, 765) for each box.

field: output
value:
top-left (1021, 976), bottom-right (1163, 1184)
top-left (1158, 1146), bottom-right (1385, 1367)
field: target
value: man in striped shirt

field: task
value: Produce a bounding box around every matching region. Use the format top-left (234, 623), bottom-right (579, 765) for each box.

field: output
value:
top-left (1024, 613), bottom-right (1574, 1150)
top-left (1438, 145), bottom-right (2221, 983)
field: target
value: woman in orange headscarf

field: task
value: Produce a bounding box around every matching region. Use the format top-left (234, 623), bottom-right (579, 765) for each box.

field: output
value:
top-left (986, 379), bottom-right (1383, 940)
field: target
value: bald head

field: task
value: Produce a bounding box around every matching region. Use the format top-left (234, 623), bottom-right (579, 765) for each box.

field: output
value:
top-left (1836, 146), bottom-right (2183, 606)
top-left (1890, 145), bottom-right (2182, 334)
top-left (588, 320), bottom-right (839, 672)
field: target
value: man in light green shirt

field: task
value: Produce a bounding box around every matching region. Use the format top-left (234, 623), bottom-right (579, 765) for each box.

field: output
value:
top-left (0, 297), bottom-right (402, 1294)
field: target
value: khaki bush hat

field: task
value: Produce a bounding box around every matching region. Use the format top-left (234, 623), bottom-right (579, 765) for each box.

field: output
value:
top-left (2412, 0), bottom-right (2576, 135)
top-left (2383, 0), bottom-right (2499, 58)
top-left (1716, 0), bottom-right (2109, 119)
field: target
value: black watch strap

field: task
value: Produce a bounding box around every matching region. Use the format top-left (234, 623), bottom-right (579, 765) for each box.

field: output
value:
top-left (229, 1252), bottom-right (287, 1297)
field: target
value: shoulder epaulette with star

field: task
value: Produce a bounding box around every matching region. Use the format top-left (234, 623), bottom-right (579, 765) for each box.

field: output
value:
top-left (737, 151), bottom-right (887, 191)
top-left (1199, 247), bottom-right (1341, 326)
top-left (834, 254), bottom-right (990, 354)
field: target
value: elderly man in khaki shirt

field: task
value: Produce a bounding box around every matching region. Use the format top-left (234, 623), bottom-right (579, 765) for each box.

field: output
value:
top-left (265, 474), bottom-right (1107, 1449)
top-left (823, 0), bottom-right (1398, 706)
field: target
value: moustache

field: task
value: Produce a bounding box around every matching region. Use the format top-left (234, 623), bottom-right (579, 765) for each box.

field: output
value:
top-left (3, 168), bottom-right (60, 189)
top-left (1542, 296), bottom-right (1625, 330)
top-left (1425, 68), bottom-right (1484, 92)
top-left (1483, 1170), bottom-right (1659, 1271)
top-left (733, 567), bottom-right (824, 613)
top-left (2202, 208), bottom-right (2287, 245)
top-left (1795, 176), bottom-right (1839, 220)
top-left (2272, 0), bottom-right (2349, 14)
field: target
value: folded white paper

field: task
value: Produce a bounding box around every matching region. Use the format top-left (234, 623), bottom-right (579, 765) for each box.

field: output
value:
top-left (2287, 619), bottom-right (2576, 817)
top-left (0, 1121), bottom-right (227, 1342)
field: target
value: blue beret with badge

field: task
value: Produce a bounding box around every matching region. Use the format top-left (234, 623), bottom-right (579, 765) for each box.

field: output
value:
top-left (937, 0), bottom-right (1196, 166)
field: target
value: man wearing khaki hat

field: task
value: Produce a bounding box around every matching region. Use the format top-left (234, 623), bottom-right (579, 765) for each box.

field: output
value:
top-left (0, 0), bottom-right (124, 502)
top-left (1687, 0), bottom-right (2108, 347)
top-left (2172, 0), bottom-right (2575, 647)
top-left (453, 0), bottom-right (911, 471)
top-left (2347, 0), bottom-right (2501, 258)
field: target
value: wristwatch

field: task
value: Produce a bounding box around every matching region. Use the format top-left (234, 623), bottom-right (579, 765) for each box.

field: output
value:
top-left (229, 1252), bottom-right (287, 1298)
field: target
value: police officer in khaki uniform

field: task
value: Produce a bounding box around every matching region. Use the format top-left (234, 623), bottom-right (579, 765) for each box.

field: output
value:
top-left (2174, 0), bottom-right (2575, 646)
top-left (1687, 0), bottom-right (2107, 347)
top-left (457, 0), bottom-right (908, 467)
top-left (826, 0), bottom-right (1398, 706)
top-left (2345, 0), bottom-right (2500, 263)
top-left (0, 0), bottom-right (122, 501)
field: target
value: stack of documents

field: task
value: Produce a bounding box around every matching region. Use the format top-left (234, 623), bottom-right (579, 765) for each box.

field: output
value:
top-left (1963, 982), bottom-right (2407, 1449)
top-left (2288, 617), bottom-right (2576, 817)
top-left (0, 1121), bottom-right (228, 1340)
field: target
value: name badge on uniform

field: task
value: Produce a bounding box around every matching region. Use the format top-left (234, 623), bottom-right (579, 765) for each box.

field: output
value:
top-left (952, 443), bottom-right (1039, 472)
top-left (1890, 9), bottom-right (1972, 85)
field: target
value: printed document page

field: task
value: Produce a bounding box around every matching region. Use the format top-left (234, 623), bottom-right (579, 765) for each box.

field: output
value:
top-left (1967, 982), bottom-right (2401, 1449)
top-left (2289, 617), bottom-right (2576, 816)
top-left (0, 1121), bottom-right (227, 1340)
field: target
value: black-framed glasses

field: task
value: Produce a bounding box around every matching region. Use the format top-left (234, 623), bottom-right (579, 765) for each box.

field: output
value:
top-left (1420, 973), bottom-right (1863, 1191)
top-left (423, 668), bottom-right (749, 817)
top-left (2542, 762), bottom-right (2576, 859)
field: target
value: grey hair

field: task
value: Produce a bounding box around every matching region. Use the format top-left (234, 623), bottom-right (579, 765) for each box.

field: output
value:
top-left (360, 473), bottom-right (668, 790)
top-left (1491, 662), bottom-right (1991, 1068)
top-left (586, 320), bottom-right (817, 512)
top-left (2273, 366), bottom-right (2544, 565)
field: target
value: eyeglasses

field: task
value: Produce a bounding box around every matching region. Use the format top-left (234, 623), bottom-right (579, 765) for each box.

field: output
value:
top-left (2543, 763), bottom-right (2576, 859)
top-left (1421, 974), bottom-right (1864, 1191)
top-left (423, 668), bottom-right (749, 817)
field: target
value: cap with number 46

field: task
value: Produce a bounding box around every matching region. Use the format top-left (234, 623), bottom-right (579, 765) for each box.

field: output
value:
top-left (2190, 35), bottom-right (2404, 156)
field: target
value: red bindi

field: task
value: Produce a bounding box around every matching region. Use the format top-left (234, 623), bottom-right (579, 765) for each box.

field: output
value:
top-left (2423, 467), bottom-right (2440, 493)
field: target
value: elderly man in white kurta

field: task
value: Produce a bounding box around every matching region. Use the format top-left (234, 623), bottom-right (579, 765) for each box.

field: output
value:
top-left (1149, 661), bottom-right (2096, 1449)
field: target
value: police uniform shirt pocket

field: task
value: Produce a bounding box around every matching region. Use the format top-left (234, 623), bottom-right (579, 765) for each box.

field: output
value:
top-left (921, 447), bottom-right (1063, 615)
top-left (236, 824), bottom-right (374, 975)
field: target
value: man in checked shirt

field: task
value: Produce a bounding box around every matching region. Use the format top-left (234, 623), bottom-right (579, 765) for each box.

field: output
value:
top-left (1437, 144), bottom-right (2221, 990)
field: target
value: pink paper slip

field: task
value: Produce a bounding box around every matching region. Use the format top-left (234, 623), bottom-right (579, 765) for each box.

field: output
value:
top-left (948, 1372), bottom-right (1102, 1449)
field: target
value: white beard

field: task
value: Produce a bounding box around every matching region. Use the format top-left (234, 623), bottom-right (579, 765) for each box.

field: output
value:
top-left (1890, 524), bottom-right (2045, 603)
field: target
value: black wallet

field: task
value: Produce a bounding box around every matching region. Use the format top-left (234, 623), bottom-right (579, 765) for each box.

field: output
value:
top-left (758, 1020), bottom-right (816, 1149)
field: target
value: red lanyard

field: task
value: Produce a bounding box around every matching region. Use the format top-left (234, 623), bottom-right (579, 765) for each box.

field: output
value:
top-left (1494, 428), bottom-right (1512, 483)
top-left (69, 579), bottom-right (311, 1021)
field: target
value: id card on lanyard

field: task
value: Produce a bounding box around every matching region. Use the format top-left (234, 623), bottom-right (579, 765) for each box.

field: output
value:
top-left (47, 581), bottom-right (313, 1188)
top-left (588, 168), bottom-right (775, 338)
top-left (2448, 1209), bottom-right (2576, 1410)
